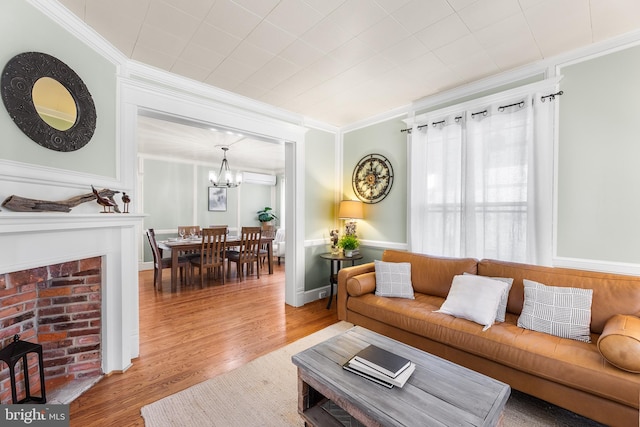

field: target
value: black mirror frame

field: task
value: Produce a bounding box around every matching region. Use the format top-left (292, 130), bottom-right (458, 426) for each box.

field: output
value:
top-left (1, 52), bottom-right (97, 152)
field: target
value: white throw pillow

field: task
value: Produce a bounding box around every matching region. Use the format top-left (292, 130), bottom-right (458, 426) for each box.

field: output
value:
top-left (435, 275), bottom-right (509, 331)
top-left (374, 260), bottom-right (414, 299)
top-left (464, 273), bottom-right (513, 322)
top-left (517, 279), bottom-right (593, 343)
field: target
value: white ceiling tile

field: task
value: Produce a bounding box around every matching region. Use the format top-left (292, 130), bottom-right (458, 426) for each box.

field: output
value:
top-left (229, 42), bottom-right (275, 69)
top-left (244, 20), bottom-right (296, 55)
top-left (136, 24), bottom-right (187, 58)
top-left (232, 81), bottom-right (269, 99)
top-left (244, 57), bottom-right (300, 89)
top-left (266, 0), bottom-right (325, 37)
top-left (374, 0), bottom-right (413, 14)
top-left (170, 59), bottom-right (212, 82)
top-left (447, 0), bottom-right (478, 11)
top-left (278, 39), bottom-right (324, 69)
top-left (230, 0), bottom-right (280, 18)
top-left (329, 0), bottom-right (388, 36)
top-left (357, 17), bottom-right (411, 52)
top-left (434, 34), bottom-right (484, 66)
top-left (145, 2), bottom-right (201, 40)
top-left (590, 0), bottom-right (640, 42)
top-left (302, 0), bottom-right (347, 15)
top-left (415, 13), bottom-right (470, 51)
top-left (484, 36), bottom-right (542, 71)
top-left (131, 45), bottom-right (177, 70)
top-left (380, 36), bottom-right (430, 66)
top-left (204, 0), bottom-right (262, 39)
top-left (205, 58), bottom-right (249, 87)
top-left (392, 0), bottom-right (454, 34)
top-left (473, 13), bottom-right (533, 49)
top-left (457, 0), bottom-right (522, 32)
top-left (449, 50), bottom-right (499, 82)
top-left (300, 17), bottom-right (354, 53)
top-left (192, 23), bottom-right (242, 57)
top-left (178, 43), bottom-right (226, 70)
top-left (402, 51), bottom-right (449, 80)
top-left (83, 0), bottom-right (150, 56)
top-left (524, 0), bottom-right (591, 58)
top-left (517, 0), bottom-right (546, 10)
top-left (328, 37), bottom-right (377, 70)
top-left (156, 0), bottom-right (216, 20)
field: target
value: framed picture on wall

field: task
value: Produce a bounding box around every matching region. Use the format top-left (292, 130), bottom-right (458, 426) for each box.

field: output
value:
top-left (208, 187), bottom-right (227, 211)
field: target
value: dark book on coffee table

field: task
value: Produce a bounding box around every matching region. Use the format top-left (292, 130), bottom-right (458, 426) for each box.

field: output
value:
top-left (353, 345), bottom-right (411, 378)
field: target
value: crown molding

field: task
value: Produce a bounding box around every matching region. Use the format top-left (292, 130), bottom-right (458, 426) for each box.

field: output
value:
top-left (124, 60), bottom-right (307, 128)
top-left (27, 0), bottom-right (126, 67)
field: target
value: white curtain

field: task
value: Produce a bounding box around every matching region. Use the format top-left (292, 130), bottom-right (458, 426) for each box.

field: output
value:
top-left (409, 94), bottom-right (554, 265)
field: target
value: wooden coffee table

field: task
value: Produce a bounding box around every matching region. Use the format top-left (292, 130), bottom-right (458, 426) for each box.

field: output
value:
top-left (292, 326), bottom-right (510, 427)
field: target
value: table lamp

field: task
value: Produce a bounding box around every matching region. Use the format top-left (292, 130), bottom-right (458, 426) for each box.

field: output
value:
top-left (338, 200), bottom-right (364, 237)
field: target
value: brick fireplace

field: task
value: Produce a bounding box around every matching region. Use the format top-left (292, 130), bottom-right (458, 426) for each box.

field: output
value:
top-left (0, 212), bottom-right (144, 403)
top-left (0, 257), bottom-right (103, 403)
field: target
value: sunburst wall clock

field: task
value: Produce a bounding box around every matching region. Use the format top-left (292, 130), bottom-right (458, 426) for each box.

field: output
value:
top-left (352, 153), bottom-right (394, 204)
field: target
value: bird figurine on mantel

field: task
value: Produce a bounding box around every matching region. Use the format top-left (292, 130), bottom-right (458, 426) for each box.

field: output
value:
top-left (91, 185), bottom-right (117, 213)
top-left (121, 192), bottom-right (131, 213)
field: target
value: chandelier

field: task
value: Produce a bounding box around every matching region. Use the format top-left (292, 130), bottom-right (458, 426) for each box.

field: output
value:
top-left (209, 146), bottom-right (242, 188)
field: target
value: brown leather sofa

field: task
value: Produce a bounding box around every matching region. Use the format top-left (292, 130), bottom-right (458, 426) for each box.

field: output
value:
top-left (337, 250), bottom-right (640, 427)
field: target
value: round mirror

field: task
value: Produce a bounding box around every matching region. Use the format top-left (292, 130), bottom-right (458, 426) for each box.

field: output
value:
top-left (32, 77), bottom-right (77, 131)
top-left (1, 52), bottom-right (96, 152)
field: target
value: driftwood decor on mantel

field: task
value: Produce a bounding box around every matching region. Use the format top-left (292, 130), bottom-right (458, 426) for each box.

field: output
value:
top-left (2, 188), bottom-right (121, 213)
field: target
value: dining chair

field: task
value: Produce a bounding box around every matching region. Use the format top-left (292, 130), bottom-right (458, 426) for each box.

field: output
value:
top-left (227, 226), bottom-right (262, 280)
top-left (146, 228), bottom-right (189, 289)
top-left (190, 227), bottom-right (227, 287)
top-left (259, 224), bottom-right (275, 268)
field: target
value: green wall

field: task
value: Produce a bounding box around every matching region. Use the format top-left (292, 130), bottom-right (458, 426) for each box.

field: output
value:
top-left (304, 128), bottom-right (338, 292)
top-left (343, 118), bottom-right (408, 245)
top-left (0, 0), bottom-right (117, 178)
top-left (141, 157), bottom-right (275, 262)
top-left (558, 45), bottom-right (640, 263)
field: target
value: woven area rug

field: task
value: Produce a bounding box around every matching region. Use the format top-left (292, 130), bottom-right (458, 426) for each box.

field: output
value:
top-left (141, 322), bottom-right (605, 427)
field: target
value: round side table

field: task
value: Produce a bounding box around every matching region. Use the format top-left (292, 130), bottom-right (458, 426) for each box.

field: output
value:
top-left (320, 252), bottom-right (363, 309)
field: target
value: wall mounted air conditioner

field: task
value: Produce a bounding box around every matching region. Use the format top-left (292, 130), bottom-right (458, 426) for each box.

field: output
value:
top-left (242, 171), bottom-right (277, 186)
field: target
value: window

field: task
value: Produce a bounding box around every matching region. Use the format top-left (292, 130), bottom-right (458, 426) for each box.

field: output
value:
top-left (409, 90), bottom-right (554, 265)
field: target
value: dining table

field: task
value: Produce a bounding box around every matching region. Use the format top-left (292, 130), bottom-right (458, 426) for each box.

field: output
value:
top-left (157, 235), bottom-right (274, 289)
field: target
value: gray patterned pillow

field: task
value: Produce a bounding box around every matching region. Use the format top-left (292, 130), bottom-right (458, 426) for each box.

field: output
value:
top-left (374, 260), bottom-right (414, 299)
top-left (517, 279), bottom-right (593, 343)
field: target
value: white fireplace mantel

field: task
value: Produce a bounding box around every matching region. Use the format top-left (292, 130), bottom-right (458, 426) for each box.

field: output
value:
top-left (0, 212), bottom-right (144, 374)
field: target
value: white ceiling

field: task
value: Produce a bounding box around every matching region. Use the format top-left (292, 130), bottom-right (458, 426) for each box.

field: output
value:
top-left (56, 0), bottom-right (640, 169)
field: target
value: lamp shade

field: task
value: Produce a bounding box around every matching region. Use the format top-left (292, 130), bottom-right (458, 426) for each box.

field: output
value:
top-left (338, 200), bottom-right (364, 219)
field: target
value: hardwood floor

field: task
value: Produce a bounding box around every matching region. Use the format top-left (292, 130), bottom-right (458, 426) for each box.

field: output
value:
top-left (69, 262), bottom-right (338, 426)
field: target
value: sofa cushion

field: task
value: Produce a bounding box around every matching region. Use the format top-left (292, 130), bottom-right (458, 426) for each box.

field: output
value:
top-left (382, 250), bottom-right (477, 298)
top-left (374, 260), bottom-right (414, 299)
top-left (517, 279), bottom-right (593, 343)
top-left (464, 273), bottom-right (513, 322)
top-left (435, 275), bottom-right (509, 331)
top-left (478, 259), bottom-right (640, 334)
top-left (598, 314), bottom-right (640, 373)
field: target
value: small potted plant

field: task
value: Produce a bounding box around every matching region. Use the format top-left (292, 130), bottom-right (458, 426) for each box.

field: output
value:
top-left (257, 207), bottom-right (278, 224)
top-left (338, 234), bottom-right (359, 257)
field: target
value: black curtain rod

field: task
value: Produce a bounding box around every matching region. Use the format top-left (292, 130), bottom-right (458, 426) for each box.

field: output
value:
top-left (471, 109), bottom-right (487, 117)
top-left (541, 90), bottom-right (563, 102)
top-left (400, 127), bottom-right (412, 133)
top-left (498, 100), bottom-right (525, 112)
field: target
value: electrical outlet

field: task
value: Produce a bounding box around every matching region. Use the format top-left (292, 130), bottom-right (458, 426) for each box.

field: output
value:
top-left (319, 291), bottom-right (327, 298)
